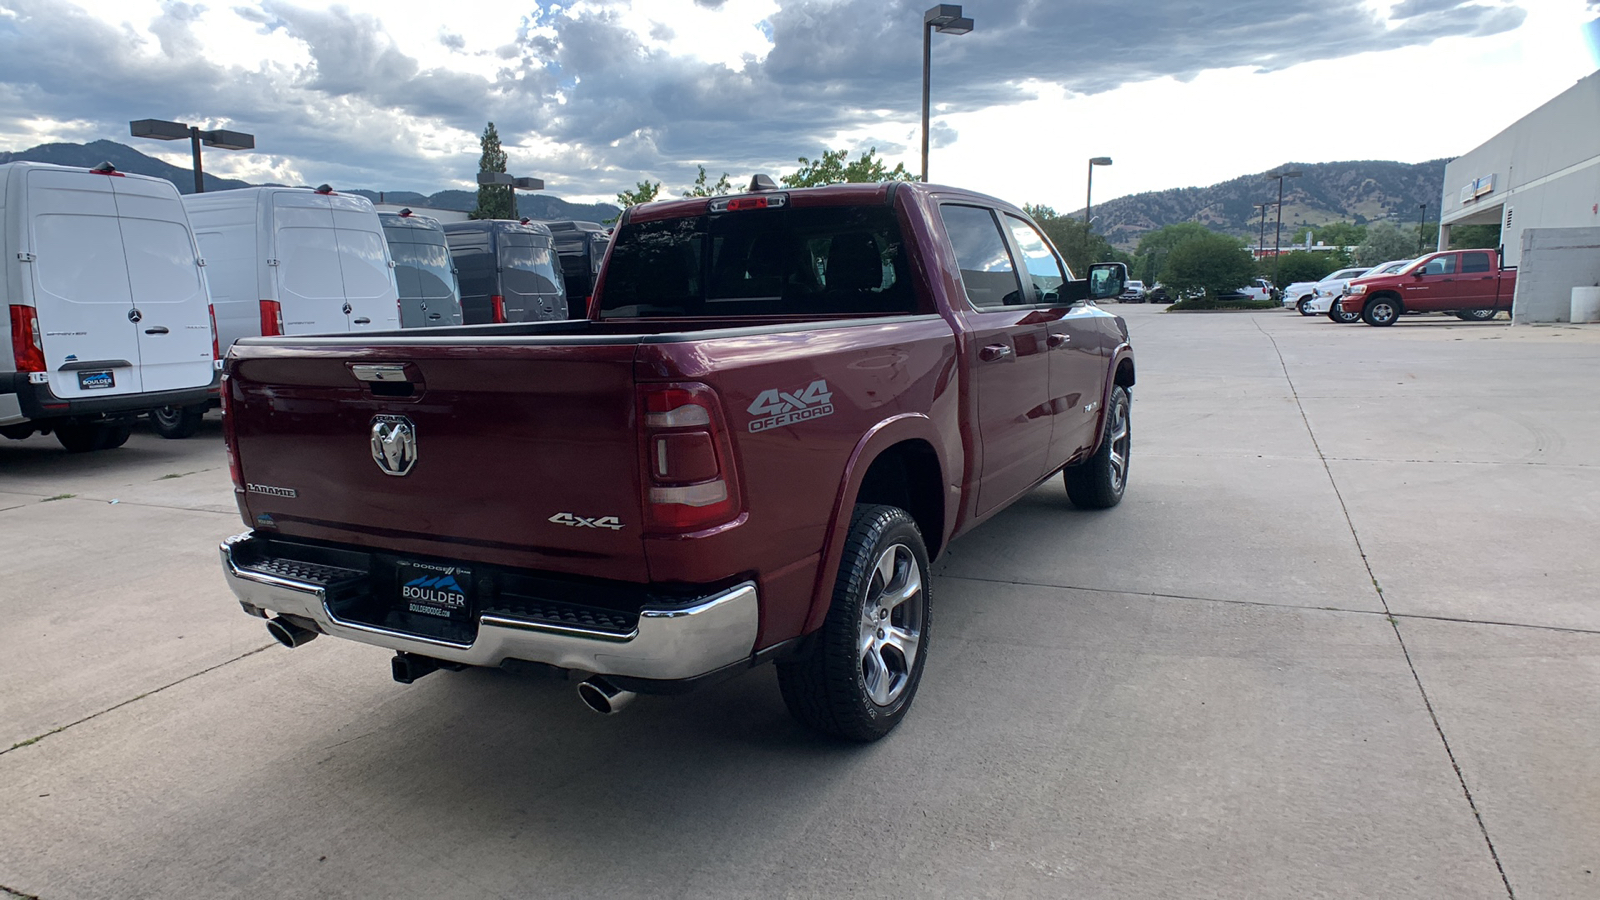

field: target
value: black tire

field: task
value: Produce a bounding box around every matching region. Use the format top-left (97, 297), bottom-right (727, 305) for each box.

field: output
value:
top-left (1457, 309), bottom-right (1498, 321)
top-left (1362, 296), bottom-right (1400, 327)
top-left (1297, 297), bottom-right (1314, 316)
top-left (55, 422), bottom-right (131, 453)
top-left (777, 504), bottom-right (931, 742)
top-left (148, 403), bottom-right (207, 439)
top-left (1063, 384), bottom-right (1130, 509)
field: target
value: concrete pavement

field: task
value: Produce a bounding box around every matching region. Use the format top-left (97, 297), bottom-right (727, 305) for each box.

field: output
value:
top-left (1, 306), bottom-right (1595, 898)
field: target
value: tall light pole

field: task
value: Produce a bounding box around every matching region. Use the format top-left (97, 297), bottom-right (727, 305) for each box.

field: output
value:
top-left (1254, 203), bottom-right (1269, 259)
top-left (920, 5), bottom-right (974, 183)
top-left (1085, 157), bottom-right (1113, 227)
top-left (477, 171), bottom-right (545, 219)
top-left (1417, 201), bottom-right (1428, 255)
top-left (129, 119), bottom-right (254, 193)
top-left (1266, 168), bottom-right (1302, 281)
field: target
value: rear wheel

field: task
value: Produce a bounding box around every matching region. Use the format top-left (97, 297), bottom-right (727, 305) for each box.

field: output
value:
top-left (1328, 303), bottom-right (1361, 324)
top-left (55, 422), bottom-right (132, 453)
top-left (1457, 309), bottom-right (1498, 321)
top-left (1362, 296), bottom-right (1400, 327)
top-left (1063, 384), bottom-right (1130, 509)
top-left (777, 504), bottom-right (931, 742)
top-left (148, 403), bottom-right (207, 439)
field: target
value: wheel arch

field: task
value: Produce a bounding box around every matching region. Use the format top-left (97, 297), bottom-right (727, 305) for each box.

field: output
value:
top-left (804, 415), bottom-right (951, 635)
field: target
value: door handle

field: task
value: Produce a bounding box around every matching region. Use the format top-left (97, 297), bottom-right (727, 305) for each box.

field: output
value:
top-left (1047, 333), bottom-right (1070, 349)
top-left (143, 326), bottom-right (169, 335)
top-left (427, 313), bottom-right (442, 320)
top-left (980, 344), bottom-right (1013, 362)
top-left (353, 317), bottom-right (372, 325)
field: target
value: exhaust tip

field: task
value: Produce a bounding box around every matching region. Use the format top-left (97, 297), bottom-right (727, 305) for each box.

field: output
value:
top-left (266, 616), bottom-right (317, 649)
top-left (577, 676), bottom-right (636, 715)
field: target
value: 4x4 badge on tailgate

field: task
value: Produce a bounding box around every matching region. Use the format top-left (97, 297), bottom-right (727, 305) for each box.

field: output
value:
top-left (370, 415), bottom-right (417, 477)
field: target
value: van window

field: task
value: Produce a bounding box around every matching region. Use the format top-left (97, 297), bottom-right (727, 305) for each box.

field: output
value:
top-left (600, 205), bottom-right (913, 318)
top-left (498, 234), bottom-right (563, 298)
top-left (33, 214), bottom-right (133, 305)
top-left (279, 226), bottom-right (346, 299)
top-left (123, 219), bottom-right (201, 300)
top-left (336, 229), bottom-right (395, 301)
top-left (391, 237), bottom-right (455, 302)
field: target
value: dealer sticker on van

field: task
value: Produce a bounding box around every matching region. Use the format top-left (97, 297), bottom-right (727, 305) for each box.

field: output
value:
top-left (78, 371), bottom-right (114, 390)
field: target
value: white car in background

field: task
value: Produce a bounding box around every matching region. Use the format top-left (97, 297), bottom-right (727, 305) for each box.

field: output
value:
top-left (1294, 266), bottom-right (1371, 316)
top-left (1312, 259), bottom-right (1414, 318)
top-left (1282, 279), bottom-right (1321, 310)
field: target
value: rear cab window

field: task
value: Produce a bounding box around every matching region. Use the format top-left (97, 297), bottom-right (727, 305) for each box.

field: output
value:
top-left (599, 203), bottom-right (917, 318)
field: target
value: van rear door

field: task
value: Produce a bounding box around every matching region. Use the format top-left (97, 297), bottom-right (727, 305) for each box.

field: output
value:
top-left (330, 196), bottom-right (400, 333)
top-left (110, 175), bottom-right (213, 393)
top-left (24, 167), bottom-right (143, 398)
top-left (499, 231), bottom-right (567, 321)
top-left (271, 192), bottom-right (350, 335)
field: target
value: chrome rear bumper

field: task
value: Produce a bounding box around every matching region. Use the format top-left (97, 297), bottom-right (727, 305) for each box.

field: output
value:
top-left (219, 532), bottom-right (759, 681)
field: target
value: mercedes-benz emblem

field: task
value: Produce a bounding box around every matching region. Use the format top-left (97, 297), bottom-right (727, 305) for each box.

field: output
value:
top-left (128, 308), bottom-right (142, 323)
top-left (370, 415), bottom-right (417, 477)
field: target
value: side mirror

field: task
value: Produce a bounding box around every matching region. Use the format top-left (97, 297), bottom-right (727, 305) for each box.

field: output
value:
top-left (1087, 262), bottom-right (1127, 301)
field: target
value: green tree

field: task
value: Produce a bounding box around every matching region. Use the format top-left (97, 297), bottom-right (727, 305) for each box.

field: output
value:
top-left (1353, 221), bottom-right (1416, 265)
top-left (780, 147), bottom-right (916, 188)
top-left (1161, 230), bottom-right (1255, 300)
top-left (1273, 251), bottom-right (1343, 285)
top-left (1132, 223), bottom-right (1215, 285)
top-left (615, 179), bottom-right (663, 208)
top-left (1449, 223), bottom-right (1501, 250)
top-left (1024, 204), bottom-right (1126, 275)
top-left (682, 166), bottom-right (732, 198)
top-left (470, 122), bottom-right (514, 220)
top-left (1292, 221), bottom-right (1366, 248)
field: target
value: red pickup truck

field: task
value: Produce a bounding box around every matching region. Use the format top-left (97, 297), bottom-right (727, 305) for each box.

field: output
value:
top-left (1338, 248), bottom-right (1516, 326)
top-left (218, 180), bottom-right (1135, 741)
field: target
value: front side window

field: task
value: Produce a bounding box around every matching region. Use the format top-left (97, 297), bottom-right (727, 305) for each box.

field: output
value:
top-left (940, 204), bottom-right (1023, 308)
top-left (1419, 255), bottom-right (1457, 276)
top-left (1003, 214), bottom-right (1070, 305)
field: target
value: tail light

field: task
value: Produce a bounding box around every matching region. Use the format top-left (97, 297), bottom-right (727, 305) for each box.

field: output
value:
top-left (9, 305), bottom-right (45, 373)
top-left (491, 294), bottom-right (507, 323)
top-left (208, 303), bottom-right (221, 359)
top-left (220, 375), bottom-right (243, 492)
top-left (259, 300), bottom-right (284, 336)
top-left (638, 383), bottom-right (742, 533)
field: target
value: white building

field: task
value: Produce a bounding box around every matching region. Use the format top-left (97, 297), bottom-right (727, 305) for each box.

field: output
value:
top-left (1440, 70), bottom-right (1600, 322)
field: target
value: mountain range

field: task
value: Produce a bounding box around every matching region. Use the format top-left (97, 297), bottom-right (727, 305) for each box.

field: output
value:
top-left (0, 140), bottom-right (1449, 243)
top-left (1080, 158), bottom-right (1448, 249)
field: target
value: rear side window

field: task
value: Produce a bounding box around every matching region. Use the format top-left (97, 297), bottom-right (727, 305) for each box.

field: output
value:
top-left (1460, 252), bottom-right (1491, 273)
top-left (600, 205), bottom-right (914, 318)
top-left (940, 204), bottom-right (1023, 308)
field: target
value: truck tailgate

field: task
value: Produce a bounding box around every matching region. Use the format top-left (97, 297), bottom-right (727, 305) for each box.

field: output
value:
top-left (227, 341), bottom-right (647, 582)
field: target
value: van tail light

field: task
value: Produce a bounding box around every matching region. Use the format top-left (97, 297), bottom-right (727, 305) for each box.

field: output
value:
top-left (637, 383), bottom-right (742, 534)
top-left (259, 300), bottom-right (283, 336)
top-left (208, 303), bottom-right (221, 359)
top-left (9, 305), bottom-right (45, 373)
top-left (491, 294), bottom-right (507, 323)
top-left (220, 375), bottom-right (243, 492)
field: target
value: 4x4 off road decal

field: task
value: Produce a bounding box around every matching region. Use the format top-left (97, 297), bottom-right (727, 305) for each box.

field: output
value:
top-left (747, 379), bottom-right (834, 433)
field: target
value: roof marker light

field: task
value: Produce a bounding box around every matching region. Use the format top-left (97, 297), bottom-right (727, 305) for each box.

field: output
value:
top-left (315, 183), bottom-right (334, 194)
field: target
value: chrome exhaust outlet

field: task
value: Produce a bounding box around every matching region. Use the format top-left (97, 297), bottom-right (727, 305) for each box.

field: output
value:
top-left (266, 616), bottom-right (318, 648)
top-left (577, 676), bottom-right (636, 715)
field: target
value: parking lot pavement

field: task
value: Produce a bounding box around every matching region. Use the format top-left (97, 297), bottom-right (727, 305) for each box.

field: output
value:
top-left (0, 307), bottom-right (1595, 899)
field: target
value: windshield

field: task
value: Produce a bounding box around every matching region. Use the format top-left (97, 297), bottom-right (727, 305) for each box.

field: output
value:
top-left (1322, 268), bottom-right (1368, 282)
top-left (1367, 259), bottom-right (1413, 276)
top-left (600, 204), bottom-right (916, 318)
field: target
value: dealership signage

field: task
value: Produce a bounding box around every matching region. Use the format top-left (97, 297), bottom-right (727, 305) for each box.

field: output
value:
top-left (1459, 174), bottom-right (1496, 205)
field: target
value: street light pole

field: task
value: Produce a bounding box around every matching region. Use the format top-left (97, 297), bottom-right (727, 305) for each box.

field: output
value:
top-left (477, 171), bottom-right (545, 219)
top-left (1254, 203), bottom-right (1268, 259)
top-left (130, 119), bottom-right (254, 193)
top-left (1086, 157), bottom-right (1112, 227)
top-left (1417, 202), bottom-right (1428, 255)
top-left (1266, 168), bottom-right (1302, 281)
top-left (919, 5), bottom-right (974, 183)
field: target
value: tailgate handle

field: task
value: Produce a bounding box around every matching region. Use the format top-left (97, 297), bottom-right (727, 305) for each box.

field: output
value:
top-left (351, 364), bottom-right (411, 383)
top-left (143, 326), bottom-right (170, 335)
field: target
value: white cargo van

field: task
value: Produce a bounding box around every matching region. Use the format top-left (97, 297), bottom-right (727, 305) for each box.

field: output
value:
top-left (183, 186), bottom-right (399, 353)
top-left (1, 162), bottom-right (216, 452)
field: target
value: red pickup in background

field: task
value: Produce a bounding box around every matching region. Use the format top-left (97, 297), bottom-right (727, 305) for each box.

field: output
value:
top-left (1338, 249), bottom-right (1516, 326)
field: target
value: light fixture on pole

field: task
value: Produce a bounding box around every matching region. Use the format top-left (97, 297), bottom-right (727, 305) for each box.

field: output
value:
top-left (1265, 167), bottom-right (1303, 279)
top-left (1085, 157), bottom-right (1113, 228)
top-left (1417, 201), bottom-right (1428, 255)
top-left (129, 119), bottom-right (255, 193)
top-left (920, 4), bottom-right (974, 183)
top-left (478, 171), bottom-right (545, 218)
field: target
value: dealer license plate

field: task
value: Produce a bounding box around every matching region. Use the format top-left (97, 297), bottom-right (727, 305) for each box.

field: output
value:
top-left (78, 370), bottom-right (114, 390)
top-left (396, 560), bottom-right (474, 622)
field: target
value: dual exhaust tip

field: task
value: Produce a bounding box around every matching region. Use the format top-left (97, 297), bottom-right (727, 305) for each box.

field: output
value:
top-left (266, 617), bottom-right (637, 714)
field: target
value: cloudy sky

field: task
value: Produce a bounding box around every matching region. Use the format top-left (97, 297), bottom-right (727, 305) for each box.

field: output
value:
top-left (1, 0), bottom-right (1597, 210)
